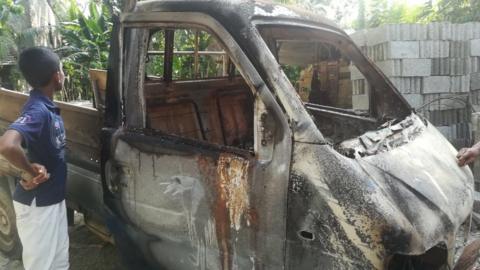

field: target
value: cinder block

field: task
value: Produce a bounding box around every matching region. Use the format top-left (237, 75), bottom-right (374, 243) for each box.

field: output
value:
top-left (427, 23), bottom-right (440, 40)
top-left (452, 24), bottom-right (466, 41)
top-left (423, 93), bottom-right (468, 111)
top-left (366, 26), bottom-right (388, 46)
top-left (450, 58), bottom-right (467, 75)
top-left (416, 24), bottom-right (428, 40)
top-left (431, 58), bottom-right (450, 75)
top-left (441, 95), bottom-right (468, 110)
top-left (450, 75), bottom-right (470, 92)
top-left (419, 41), bottom-right (449, 58)
top-left (431, 58), bottom-right (467, 75)
top-left (367, 43), bottom-right (389, 61)
top-left (376, 60), bottom-right (402, 77)
top-left (467, 57), bottom-right (480, 73)
top-left (402, 59), bottom-right (431, 77)
top-left (352, 79), bottom-right (366, 95)
top-left (423, 76), bottom-right (450, 93)
top-left (350, 65), bottom-right (365, 80)
top-left (474, 22), bottom-right (480, 39)
top-left (471, 39), bottom-right (480, 56)
top-left (352, 94), bottom-right (369, 110)
top-left (450, 41), bottom-right (469, 58)
top-left (402, 94), bottom-right (424, 108)
top-left (400, 24), bottom-right (410, 40)
top-left (436, 126), bottom-right (452, 140)
top-left (465, 22), bottom-right (475, 40)
top-left (472, 72), bottom-right (480, 90)
top-left (399, 24), bottom-right (421, 40)
top-left (439, 22), bottom-right (452, 40)
top-left (390, 77), bottom-right (423, 93)
top-left (385, 24), bottom-right (401, 41)
top-left (388, 41), bottom-right (419, 59)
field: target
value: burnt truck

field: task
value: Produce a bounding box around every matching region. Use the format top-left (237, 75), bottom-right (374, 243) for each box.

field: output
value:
top-left (0, 0), bottom-right (475, 269)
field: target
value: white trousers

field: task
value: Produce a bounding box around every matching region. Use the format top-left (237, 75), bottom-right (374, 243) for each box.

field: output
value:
top-left (13, 199), bottom-right (69, 270)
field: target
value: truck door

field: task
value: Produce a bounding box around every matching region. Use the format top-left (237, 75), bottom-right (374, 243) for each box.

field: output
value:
top-left (102, 16), bottom-right (292, 270)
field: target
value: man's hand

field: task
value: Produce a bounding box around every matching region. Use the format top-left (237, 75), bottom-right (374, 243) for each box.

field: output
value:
top-left (20, 163), bottom-right (49, 190)
top-left (457, 147), bottom-right (480, 167)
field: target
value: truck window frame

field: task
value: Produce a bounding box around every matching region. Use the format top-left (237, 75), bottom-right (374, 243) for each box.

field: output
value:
top-left (252, 20), bottom-right (412, 123)
top-left (119, 12), bottom-right (291, 156)
top-left (144, 28), bottom-right (236, 82)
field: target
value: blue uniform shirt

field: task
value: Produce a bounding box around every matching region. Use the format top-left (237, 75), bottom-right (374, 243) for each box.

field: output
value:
top-left (8, 89), bottom-right (67, 206)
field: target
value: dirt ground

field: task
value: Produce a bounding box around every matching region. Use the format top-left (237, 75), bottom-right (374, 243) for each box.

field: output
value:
top-left (0, 213), bottom-right (126, 270)
top-left (1, 215), bottom-right (479, 269)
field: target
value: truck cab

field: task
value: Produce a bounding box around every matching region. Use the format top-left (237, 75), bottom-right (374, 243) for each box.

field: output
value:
top-left (0, 0), bottom-right (474, 269)
top-left (96, 1), bottom-right (474, 269)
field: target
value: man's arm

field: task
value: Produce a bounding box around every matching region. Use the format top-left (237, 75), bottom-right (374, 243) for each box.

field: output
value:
top-left (0, 130), bottom-right (49, 189)
top-left (457, 142), bottom-right (480, 167)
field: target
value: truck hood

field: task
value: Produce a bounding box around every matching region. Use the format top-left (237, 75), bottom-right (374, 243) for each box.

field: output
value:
top-left (288, 114), bottom-right (474, 268)
top-left (357, 118), bottom-right (473, 254)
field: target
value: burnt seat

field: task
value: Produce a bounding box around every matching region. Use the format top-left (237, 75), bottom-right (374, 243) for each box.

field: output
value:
top-left (144, 77), bottom-right (253, 149)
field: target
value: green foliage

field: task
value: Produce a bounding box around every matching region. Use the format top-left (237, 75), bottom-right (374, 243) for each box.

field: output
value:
top-left (0, 0), bottom-right (23, 32)
top-left (146, 29), bottom-right (226, 80)
top-left (354, 0), bottom-right (480, 30)
top-left (420, 0), bottom-right (480, 23)
top-left (282, 65), bottom-right (302, 88)
top-left (56, 0), bottom-right (112, 101)
top-left (354, 0), bottom-right (424, 30)
top-left (0, 0), bottom-right (23, 60)
top-left (272, 0), bottom-right (330, 14)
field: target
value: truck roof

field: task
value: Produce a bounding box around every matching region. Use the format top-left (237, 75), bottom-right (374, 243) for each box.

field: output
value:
top-left (134, 0), bottom-right (343, 34)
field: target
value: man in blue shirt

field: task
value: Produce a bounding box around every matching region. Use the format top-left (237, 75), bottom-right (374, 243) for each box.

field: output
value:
top-left (0, 47), bottom-right (69, 270)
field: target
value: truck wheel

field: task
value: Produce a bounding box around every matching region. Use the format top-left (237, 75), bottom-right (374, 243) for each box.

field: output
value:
top-left (0, 187), bottom-right (21, 259)
top-left (67, 207), bottom-right (74, 226)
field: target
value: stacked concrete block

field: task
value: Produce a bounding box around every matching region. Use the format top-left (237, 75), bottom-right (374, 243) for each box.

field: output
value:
top-left (389, 77), bottom-right (423, 94)
top-left (402, 59), bottom-right (431, 77)
top-left (350, 22), bottom-right (480, 149)
top-left (419, 41), bottom-right (449, 58)
top-left (472, 39), bottom-right (480, 56)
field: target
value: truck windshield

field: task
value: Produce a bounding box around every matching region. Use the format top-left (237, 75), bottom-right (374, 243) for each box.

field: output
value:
top-left (257, 25), bottom-right (372, 114)
top-left (257, 24), bottom-right (382, 144)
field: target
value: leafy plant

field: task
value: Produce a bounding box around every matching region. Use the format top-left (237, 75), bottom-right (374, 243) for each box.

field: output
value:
top-left (0, 0), bottom-right (23, 60)
top-left (419, 0), bottom-right (480, 23)
top-left (56, 0), bottom-right (112, 101)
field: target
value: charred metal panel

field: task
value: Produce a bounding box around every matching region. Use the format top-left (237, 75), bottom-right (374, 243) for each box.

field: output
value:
top-left (217, 92), bottom-right (254, 147)
top-left (144, 78), bottom-right (253, 148)
top-left (123, 28), bottom-right (148, 129)
top-left (287, 114), bottom-right (473, 269)
top-left (147, 101), bottom-right (204, 140)
top-left (111, 131), bottom-right (258, 269)
top-left (104, 16), bottom-right (123, 128)
top-left (337, 114), bottom-right (425, 157)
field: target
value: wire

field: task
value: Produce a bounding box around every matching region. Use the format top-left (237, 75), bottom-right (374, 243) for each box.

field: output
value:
top-left (416, 95), bottom-right (474, 113)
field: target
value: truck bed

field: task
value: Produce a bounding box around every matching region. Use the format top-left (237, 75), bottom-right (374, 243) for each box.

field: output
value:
top-left (0, 88), bottom-right (101, 169)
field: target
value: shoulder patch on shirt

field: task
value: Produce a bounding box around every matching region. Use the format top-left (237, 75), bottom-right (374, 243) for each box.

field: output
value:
top-left (14, 115), bottom-right (34, 125)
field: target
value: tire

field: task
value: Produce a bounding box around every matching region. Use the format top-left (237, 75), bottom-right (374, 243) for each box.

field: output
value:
top-left (0, 187), bottom-right (21, 259)
top-left (67, 207), bottom-right (74, 227)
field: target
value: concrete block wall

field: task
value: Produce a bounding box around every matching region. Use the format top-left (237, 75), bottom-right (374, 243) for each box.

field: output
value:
top-left (351, 22), bottom-right (480, 149)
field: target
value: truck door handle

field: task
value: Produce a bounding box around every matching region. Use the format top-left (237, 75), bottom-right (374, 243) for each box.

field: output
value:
top-left (105, 160), bottom-right (121, 194)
